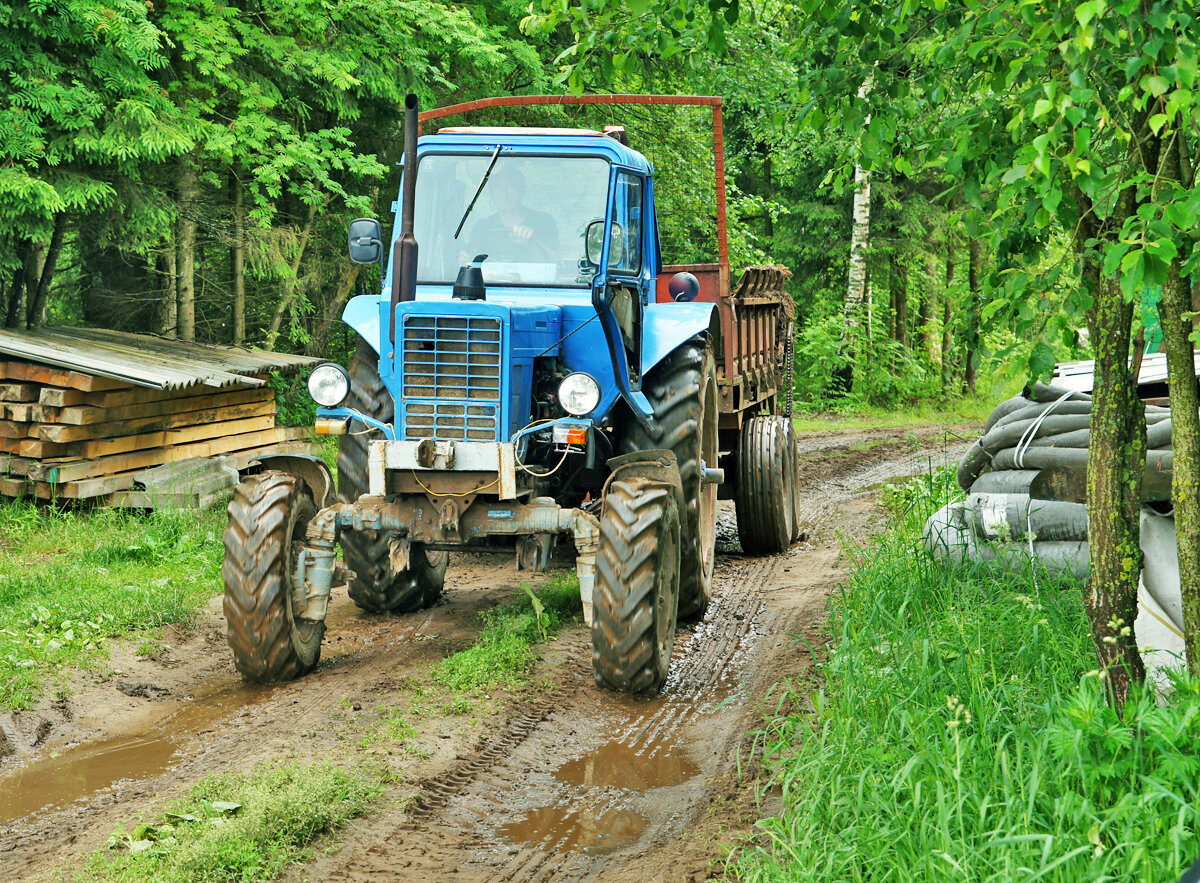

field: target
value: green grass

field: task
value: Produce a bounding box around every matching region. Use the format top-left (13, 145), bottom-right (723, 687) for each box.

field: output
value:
top-left (731, 470), bottom-right (1200, 882)
top-left (68, 761), bottom-right (382, 883)
top-left (791, 394), bottom-right (1000, 433)
top-left (431, 572), bottom-right (582, 693)
top-left (0, 500), bottom-right (225, 710)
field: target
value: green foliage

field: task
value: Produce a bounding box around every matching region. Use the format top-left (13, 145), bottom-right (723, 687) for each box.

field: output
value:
top-left (730, 473), bottom-right (1200, 882)
top-left (431, 573), bottom-right (582, 693)
top-left (0, 500), bottom-right (225, 710)
top-left (268, 371), bottom-right (317, 427)
top-left (75, 762), bottom-right (382, 883)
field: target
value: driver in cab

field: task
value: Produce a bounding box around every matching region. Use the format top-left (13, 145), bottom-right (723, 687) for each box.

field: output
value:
top-left (467, 167), bottom-right (560, 264)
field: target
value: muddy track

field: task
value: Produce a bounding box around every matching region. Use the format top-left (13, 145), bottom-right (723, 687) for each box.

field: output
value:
top-left (0, 426), bottom-right (967, 883)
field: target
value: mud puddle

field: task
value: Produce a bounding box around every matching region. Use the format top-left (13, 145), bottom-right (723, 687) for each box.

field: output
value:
top-left (501, 804), bottom-right (647, 854)
top-left (0, 678), bottom-right (271, 824)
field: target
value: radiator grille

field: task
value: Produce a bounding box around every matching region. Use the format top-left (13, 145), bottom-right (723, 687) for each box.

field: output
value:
top-left (400, 315), bottom-right (502, 441)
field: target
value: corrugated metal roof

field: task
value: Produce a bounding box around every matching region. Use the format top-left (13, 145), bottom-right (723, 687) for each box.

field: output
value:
top-left (0, 327), bottom-right (318, 390)
top-left (1052, 351), bottom-right (1200, 394)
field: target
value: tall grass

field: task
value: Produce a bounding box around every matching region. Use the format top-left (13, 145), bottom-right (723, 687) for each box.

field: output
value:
top-left (0, 500), bottom-right (225, 709)
top-left (732, 469), bottom-right (1200, 881)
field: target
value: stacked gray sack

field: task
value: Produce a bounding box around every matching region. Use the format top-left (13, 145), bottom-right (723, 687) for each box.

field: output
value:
top-left (925, 381), bottom-right (1173, 581)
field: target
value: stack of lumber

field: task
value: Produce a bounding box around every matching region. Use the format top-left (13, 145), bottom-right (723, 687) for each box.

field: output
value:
top-left (0, 359), bottom-right (311, 501)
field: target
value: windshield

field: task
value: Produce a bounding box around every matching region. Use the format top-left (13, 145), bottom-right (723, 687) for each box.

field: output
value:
top-left (414, 153), bottom-right (610, 287)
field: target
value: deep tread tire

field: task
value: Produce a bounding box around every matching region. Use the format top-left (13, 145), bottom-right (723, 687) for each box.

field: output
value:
top-left (592, 478), bottom-right (681, 696)
top-left (223, 471), bottom-right (324, 683)
top-left (337, 337), bottom-right (447, 612)
top-left (734, 416), bottom-right (796, 555)
top-left (621, 339), bottom-right (717, 620)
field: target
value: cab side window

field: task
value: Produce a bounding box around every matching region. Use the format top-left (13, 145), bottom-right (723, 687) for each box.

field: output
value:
top-left (610, 172), bottom-right (643, 276)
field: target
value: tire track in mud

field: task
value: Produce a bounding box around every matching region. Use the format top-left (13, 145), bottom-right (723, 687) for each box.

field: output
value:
top-left (320, 547), bottom-right (782, 882)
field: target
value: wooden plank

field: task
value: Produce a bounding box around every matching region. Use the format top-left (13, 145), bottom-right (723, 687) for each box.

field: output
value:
top-left (17, 438), bottom-right (68, 458)
top-left (27, 426), bottom-right (306, 483)
top-left (33, 399), bottom-right (277, 442)
top-left (0, 421), bottom-right (28, 439)
top-left (67, 414), bottom-right (276, 459)
top-left (0, 383), bottom-right (38, 403)
top-left (37, 386), bottom-right (271, 426)
top-left (3, 361), bottom-right (129, 392)
top-left (38, 381), bottom-right (263, 410)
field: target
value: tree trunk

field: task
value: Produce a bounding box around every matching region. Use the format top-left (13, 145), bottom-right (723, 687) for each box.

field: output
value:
top-left (844, 153), bottom-right (871, 336)
top-left (890, 253), bottom-right (908, 347)
top-left (920, 252), bottom-right (938, 364)
top-left (264, 201), bottom-right (318, 351)
top-left (963, 239), bottom-right (982, 394)
top-left (308, 262), bottom-right (361, 357)
top-left (943, 241), bottom-right (955, 391)
top-left (1085, 268), bottom-right (1147, 706)
top-left (1156, 128), bottom-right (1200, 674)
top-left (160, 245), bottom-right (178, 337)
top-left (5, 239), bottom-right (32, 328)
top-left (231, 174), bottom-right (246, 346)
top-left (176, 155), bottom-right (199, 342)
top-left (26, 214), bottom-right (66, 329)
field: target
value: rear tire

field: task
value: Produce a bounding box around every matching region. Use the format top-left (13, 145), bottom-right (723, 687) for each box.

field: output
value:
top-left (223, 472), bottom-right (324, 683)
top-left (338, 337), bottom-right (447, 612)
top-left (789, 422), bottom-right (804, 542)
top-left (592, 477), bottom-right (681, 696)
top-left (621, 339), bottom-right (717, 620)
top-left (734, 415), bottom-right (796, 555)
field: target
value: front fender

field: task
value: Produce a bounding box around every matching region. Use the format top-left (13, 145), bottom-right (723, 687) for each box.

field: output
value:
top-left (343, 294), bottom-right (381, 355)
top-left (641, 302), bottom-right (718, 375)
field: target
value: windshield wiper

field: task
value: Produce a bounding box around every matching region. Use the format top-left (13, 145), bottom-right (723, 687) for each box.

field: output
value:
top-left (453, 146), bottom-right (502, 240)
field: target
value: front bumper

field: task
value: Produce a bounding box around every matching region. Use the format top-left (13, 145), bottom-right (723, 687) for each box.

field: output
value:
top-left (368, 439), bottom-right (519, 499)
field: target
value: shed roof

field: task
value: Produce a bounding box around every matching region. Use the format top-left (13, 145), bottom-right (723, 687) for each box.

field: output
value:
top-left (0, 327), bottom-right (317, 391)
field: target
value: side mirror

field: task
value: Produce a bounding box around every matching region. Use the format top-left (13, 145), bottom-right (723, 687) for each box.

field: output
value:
top-left (584, 219), bottom-right (625, 269)
top-left (348, 217), bottom-right (383, 264)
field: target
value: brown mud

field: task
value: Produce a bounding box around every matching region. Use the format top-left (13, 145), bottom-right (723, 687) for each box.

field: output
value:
top-left (0, 425), bottom-right (967, 882)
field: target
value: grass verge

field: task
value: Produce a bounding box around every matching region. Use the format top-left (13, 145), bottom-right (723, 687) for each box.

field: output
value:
top-left (67, 761), bottom-right (382, 883)
top-left (432, 571), bottom-right (583, 693)
top-left (0, 500), bottom-right (225, 710)
top-left (731, 468), bottom-right (1200, 881)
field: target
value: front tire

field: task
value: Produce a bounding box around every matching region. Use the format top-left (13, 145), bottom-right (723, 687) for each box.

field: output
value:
top-left (223, 472), bottom-right (324, 683)
top-left (337, 337), bottom-right (447, 612)
top-left (621, 339), bottom-right (717, 620)
top-left (592, 477), bottom-right (681, 695)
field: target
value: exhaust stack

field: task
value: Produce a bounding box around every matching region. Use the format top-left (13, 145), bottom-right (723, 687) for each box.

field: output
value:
top-left (390, 93), bottom-right (420, 342)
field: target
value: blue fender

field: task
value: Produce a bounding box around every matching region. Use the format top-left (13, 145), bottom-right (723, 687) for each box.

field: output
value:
top-left (343, 294), bottom-right (382, 354)
top-left (640, 302), bottom-right (718, 375)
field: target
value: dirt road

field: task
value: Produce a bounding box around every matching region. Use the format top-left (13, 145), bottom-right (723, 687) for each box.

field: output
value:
top-left (0, 425), bottom-right (967, 882)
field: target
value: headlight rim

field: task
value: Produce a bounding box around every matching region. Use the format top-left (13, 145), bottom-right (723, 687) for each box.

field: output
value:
top-left (307, 363), bottom-right (351, 408)
top-left (557, 372), bottom-right (602, 417)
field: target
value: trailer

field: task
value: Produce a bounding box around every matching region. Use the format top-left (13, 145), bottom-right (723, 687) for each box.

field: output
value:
top-left (221, 94), bottom-right (800, 695)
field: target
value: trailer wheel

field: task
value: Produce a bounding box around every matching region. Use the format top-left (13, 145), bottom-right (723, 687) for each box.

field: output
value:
top-left (621, 338), bottom-right (717, 620)
top-left (223, 472), bottom-right (324, 683)
top-left (592, 477), bottom-right (681, 696)
top-left (734, 415), bottom-right (796, 554)
top-left (789, 422), bottom-right (804, 542)
top-left (338, 336), bottom-right (447, 612)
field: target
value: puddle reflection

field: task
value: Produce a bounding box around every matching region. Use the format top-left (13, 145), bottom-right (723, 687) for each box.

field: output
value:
top-left (500, 805), bottom-right (645, 854)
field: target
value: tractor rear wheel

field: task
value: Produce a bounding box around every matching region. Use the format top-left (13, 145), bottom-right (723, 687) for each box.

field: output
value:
top-left (338, 336), bottom-right (447, 612)
top-left (789, 422), bottom-right (804, 542)
top-left (621, 339), bottom-right (717, 620)
top-left (223, 471), bottom-right (324, 683)
top-left (592, 477), bottom-right (681, 696)
top-left (734, 415), bottom-right (796, 555)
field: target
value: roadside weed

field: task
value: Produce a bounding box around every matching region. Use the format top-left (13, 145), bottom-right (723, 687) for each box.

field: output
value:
top-left (71, 761), bottom-right (382, 883)
top-left (732, 472), bottom-right (1200, 882)
top-left (431, 572), bottom-right (581, 693)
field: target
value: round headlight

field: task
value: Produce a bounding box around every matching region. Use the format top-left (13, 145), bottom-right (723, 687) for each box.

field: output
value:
top-left (558, 372), bottom-right (601, 416)
top-left (307, 363), bottom-right (351, 407)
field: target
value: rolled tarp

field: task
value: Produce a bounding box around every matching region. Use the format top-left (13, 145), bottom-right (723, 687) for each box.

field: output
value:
top-left (924, 502), bottom-right (1090, 581)
top-left (965, 492), bottom-right (1090, 543)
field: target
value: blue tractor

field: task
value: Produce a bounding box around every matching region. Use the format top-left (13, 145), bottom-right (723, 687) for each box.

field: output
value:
top-left (222, 95), bottom-right (800, 695)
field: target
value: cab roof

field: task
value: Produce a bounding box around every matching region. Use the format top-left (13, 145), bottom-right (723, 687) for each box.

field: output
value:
top-left (418, 128), bottom-right (652, 172)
